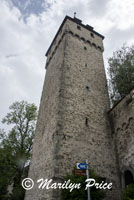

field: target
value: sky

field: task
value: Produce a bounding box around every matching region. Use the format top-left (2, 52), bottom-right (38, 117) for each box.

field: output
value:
top-left (0, 0), bottom-right (134, 130)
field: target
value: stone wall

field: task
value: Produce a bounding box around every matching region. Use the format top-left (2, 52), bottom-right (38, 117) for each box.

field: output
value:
top-left (109, 91), bottom-right (134, 194)
top-left (24, 24), bottom-right (67, 200)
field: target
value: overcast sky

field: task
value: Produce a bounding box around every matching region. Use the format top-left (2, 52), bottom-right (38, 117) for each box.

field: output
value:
top-left (0, 0), bottom-right (134, 130)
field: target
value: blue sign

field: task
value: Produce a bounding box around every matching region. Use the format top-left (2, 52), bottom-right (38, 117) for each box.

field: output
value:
top-left (76, 163), bottom-right (87, 170)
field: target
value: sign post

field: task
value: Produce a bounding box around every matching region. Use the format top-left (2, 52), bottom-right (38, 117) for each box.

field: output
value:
top-left (86, 159), bottom-right (91, 200)
top-left (76, 161), bottom-right (91, 200)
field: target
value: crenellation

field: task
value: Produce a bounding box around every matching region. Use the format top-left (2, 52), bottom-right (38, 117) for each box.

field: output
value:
top-left (46, 31), bottom-right (103, 69)
top-left (46, 19), bottom-right (104, 68)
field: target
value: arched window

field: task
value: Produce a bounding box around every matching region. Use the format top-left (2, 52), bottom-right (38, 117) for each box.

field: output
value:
top-left (124, 170), bottom-right (134, 187)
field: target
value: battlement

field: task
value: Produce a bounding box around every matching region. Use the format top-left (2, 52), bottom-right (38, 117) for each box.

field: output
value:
top-left (45, 16), bottom-right (104, 69)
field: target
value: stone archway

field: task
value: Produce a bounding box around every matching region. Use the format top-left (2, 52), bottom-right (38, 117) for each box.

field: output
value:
top-left (124, 170), bottom-right (134, 187)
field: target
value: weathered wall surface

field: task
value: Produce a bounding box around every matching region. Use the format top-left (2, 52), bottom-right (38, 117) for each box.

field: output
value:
top-left (25, 17), bottom-right (121, 200)
top-left (53, 19), bottom-right (121, 200)
top-left (24, 26), bottom-right (68, 200)
top-left (109, 92), bottom-right (134, 192)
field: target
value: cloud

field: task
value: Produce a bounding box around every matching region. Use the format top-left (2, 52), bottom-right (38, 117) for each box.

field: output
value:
top-left (89, 0), bottom-right (109, 18)
top-left (6, 54), bottom-right (18, 58)
top-left (0, 0), bottom-right (134, 131)
top-left (108, 0), bottom-right (134, 30)
top-left (0, 1), bottom-right (45, 129)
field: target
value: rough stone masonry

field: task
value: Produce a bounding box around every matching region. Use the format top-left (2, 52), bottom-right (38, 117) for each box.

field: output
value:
top-left (24, 16), bottom-right (134, 200)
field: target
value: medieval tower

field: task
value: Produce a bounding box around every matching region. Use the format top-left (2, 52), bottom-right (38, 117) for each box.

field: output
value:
top-left (24, 16), bottom-right (122, 200)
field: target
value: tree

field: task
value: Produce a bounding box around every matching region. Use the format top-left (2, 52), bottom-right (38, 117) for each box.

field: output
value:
top-left (0, 101), bottom-right (38, 200)
top-left (108, 44), bottom-right (134, 105)
top-left (61, 169), bottom-right (105, 200)
top-left (0, 143), bottom-right (15, 200)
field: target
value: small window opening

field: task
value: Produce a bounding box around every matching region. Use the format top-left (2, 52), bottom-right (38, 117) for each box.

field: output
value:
top-left (77, 25), bottom-right (81, 30)
top-left (84, 46), bottom-right (87, 50)
top-left (42, 126), bottom-right (45, 136)
top-left (79, 70), bottom-right (81, 72)
top-left (124, 170), bottom-right (134, 187)
top-left (90, 33), bottom-right (94, 38)
top-left (85, 118), bottom-right (88, 126)
top-left (85, 64), bottom-right (87, 67)
top-left (86, 86), bottom-right (89, 90)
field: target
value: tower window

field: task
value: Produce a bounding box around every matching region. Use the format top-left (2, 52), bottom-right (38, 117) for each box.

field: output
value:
top-left (42, 126), bottom-right (45, 136)
top-left (124, 170), bottom-right (134, 187)
top-left (84, 46), bottom-right (87, 50)
top-left (77, 25), bottom-right (81, 30)
top-left (85, 118), bottom-right (88, 127)
top-left (86, 86), bottom-right (90, 90)
top-left (85, 64), bottom-right (87, 67)
top-left (90, 33), bottom-right (94, 38)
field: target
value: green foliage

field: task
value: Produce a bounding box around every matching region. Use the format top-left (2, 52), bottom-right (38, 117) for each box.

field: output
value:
top-left (10, 185), bottom-right (25, 200)
top-left (0, 146), bottom-right (15, 199)
top-left (108, 44), bottom-right (134, 104)
top-left (61, 169), bottom-right (105, 200)
top-left (123, 184), bottom-right (134, 200)
top-left (0, 101), bottom-right (38, 200)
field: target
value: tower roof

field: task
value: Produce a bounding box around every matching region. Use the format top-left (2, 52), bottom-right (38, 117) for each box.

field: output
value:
top-left (45, 15), bottom-right (104, 56)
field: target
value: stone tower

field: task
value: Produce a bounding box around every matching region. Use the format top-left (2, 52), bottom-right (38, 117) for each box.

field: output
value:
top-left (25, 16), bottom-right (121, 200)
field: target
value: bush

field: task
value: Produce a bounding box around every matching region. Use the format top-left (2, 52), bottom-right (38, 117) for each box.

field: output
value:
top-left (61, 169), bottom-right (105, 200)
top-left (123, 184), bottom-right (134, 200)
